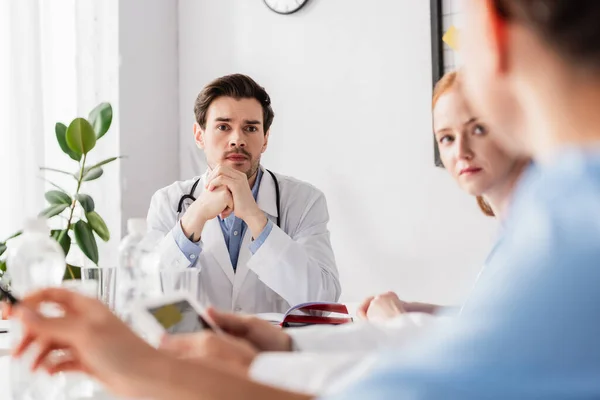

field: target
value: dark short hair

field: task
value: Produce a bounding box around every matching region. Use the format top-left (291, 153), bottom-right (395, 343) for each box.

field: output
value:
top-left (194, 74), bottom-right (275, 133)
top-left (494, 0), bottom-right (600, 68)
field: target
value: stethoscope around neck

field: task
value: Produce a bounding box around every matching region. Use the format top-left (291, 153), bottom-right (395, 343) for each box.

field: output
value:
top-left (176, 169), bottom-right (281, 227)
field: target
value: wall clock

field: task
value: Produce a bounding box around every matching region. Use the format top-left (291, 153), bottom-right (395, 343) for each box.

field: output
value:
top-left (263, 0), bottom-right (310, 15)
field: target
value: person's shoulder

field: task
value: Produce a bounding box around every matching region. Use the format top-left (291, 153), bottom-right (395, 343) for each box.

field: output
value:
top-left (461, 152), bottom-right (600, 321)
top-left (531, 151), bottom-right (600, 212)
top-left (268, 170), bottom-right (325, 198)
top-left (152, 176), bottom-right (202, 201)
top-left (509, 151), bottom-right (600, 255)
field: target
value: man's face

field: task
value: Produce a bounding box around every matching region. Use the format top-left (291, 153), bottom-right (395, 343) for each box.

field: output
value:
top-left (461, 0), bottom-right (526, 155)
top-left (195, 96), bottom-right (269, 179)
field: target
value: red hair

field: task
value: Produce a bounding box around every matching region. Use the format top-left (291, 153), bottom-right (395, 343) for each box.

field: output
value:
top-left (432, 70), bottom-right (458, 109)
top-left (476, 196), bottom-right (495, 217)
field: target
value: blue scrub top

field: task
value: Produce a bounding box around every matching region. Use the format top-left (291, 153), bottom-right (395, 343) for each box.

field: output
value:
top-left (323, 150), bottom-right (600, 399)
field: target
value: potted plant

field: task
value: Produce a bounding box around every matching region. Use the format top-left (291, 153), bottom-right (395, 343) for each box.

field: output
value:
top-left (0, 102), bottom-right (119, 280)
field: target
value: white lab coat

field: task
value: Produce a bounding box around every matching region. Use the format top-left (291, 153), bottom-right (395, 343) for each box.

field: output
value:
top-left (146, 167), bottom-right (341, 314)
top-left (249, 313), bottom-right (444, 395)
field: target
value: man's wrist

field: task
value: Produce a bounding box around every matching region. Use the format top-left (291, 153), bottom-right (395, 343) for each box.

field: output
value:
top-left (244, 211), bottom-right (268, 239)
top-left (180, 214), bottom-right (207, 242)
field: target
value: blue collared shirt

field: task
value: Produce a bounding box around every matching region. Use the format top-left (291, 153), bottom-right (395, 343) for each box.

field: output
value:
top-left (172, 168), bottom-right (273, 270)
top-left (323, 150), bottom-right (600, 399)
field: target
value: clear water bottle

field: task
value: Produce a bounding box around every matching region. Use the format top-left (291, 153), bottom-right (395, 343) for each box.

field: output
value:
top-left (8, 218), bottom-right (66, 297)
top-left (117, 218), bottom-right (161, 322)
top-left (116, 218), bottom-right (146, 317)
top-left (7, 218), bottom-right (66, 400)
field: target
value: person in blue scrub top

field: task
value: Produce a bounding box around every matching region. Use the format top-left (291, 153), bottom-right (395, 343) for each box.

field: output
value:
top-left (322, 0), bottom-right (600, 398)
top-left (7, 0), bottom-right (600, 399)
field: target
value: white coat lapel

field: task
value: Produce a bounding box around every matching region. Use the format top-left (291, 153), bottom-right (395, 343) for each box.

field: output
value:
top-left (200, 218), bottom-right (235, 284)
top-left (193, 175), bottom-right (235, 284)
top-left (232, 229), bottom-right (253, 299)
top-left (256, 168), bottom-right (279, 220)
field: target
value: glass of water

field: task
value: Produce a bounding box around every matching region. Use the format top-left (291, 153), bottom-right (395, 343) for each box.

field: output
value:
top-left (159, 267), bottom-right (200, 297)
top-left (80, 267), bottom-right (118, 312)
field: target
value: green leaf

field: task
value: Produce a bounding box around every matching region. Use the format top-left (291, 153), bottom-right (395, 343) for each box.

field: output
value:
top-left (45, 190), bottom-right (72, 205)
top-left (76, 194), bottom-right (95, 212)
top-left (64, 264), bottom-right (81, 280)
top-left (0, 260), bottom-right (6, 273)
top-left (3, 231), bottom-right (22, 242)
top-left (39, 176), bottom-right (69, 193)
top-left (51, 229), bottom-right (71, 256)
top-left (88, 103), bottom-right (113, 139)
top-left (40, 167), bottom-right (74, 177)
top-left (0, 243), bottom-right (6, 257)
top-left (55, 122), bottom-right (81, 161)
top-left (86, 156), bottom-right (120, 171)
top-left (66, 118), bottom-right (96, 155)
top-left (86, 211), bottom-right (110, 242)
top-left (39, 204), bottom-right (69, 218)
top-left (74, 220), bottom-right (98, 265)
top-left (82, 167), bottom-right (103, 181)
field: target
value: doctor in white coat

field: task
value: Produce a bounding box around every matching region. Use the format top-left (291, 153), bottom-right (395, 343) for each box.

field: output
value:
top-left (146, 74), bottom-right (341, 314)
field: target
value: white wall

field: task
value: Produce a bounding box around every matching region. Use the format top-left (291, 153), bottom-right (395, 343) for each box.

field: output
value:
top-left (119, 0), bottom-right (180, 235)
top-left (178, 0), bottom-right (498, 304)
top-left (74, 0), bottom-right (122, 267)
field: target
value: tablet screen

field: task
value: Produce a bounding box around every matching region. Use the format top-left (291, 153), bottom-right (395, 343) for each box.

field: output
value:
top-left (147, 299), bottom-right (211, 334)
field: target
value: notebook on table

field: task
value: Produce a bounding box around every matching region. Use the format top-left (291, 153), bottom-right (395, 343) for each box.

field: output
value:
top-left (256, 302), bottom-right (353, 328)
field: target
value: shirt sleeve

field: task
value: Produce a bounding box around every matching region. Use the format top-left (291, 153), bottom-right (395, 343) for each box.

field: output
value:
top-left (287, 315), bottom-right (437, 352)
top-left (250, 352), bottom-right (377, 396)
top-left (247, 191), bottom-right (341, 306)
top-left (249, 220), bottom-right (274, 254)
top-left (171, 220), bottom-right (202, 264)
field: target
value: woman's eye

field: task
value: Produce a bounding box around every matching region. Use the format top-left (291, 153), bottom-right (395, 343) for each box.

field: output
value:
top-left (473, 124), bottom-right (486, 135)
top-left (439, 135), bottom-right (454, 145)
